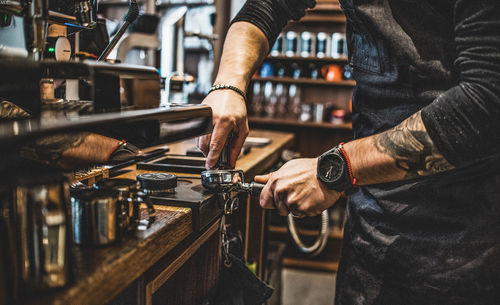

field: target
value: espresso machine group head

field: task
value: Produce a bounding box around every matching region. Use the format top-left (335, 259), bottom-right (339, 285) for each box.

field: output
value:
top-left (0, 0), bottom-right (98, 60)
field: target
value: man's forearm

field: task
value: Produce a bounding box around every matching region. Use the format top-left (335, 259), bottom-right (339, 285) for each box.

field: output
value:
top-left (214, 21), bottom-right (270, 91)
top-left (20, 133), bottom-right (122, 169)
top-left (343, 111), bottom-right (455, 186)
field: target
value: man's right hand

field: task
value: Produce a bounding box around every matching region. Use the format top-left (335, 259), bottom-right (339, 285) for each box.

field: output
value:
top-left (196, 21), bottom-right (270, 169)
top-left (197, 88), bottom-right (249, 169)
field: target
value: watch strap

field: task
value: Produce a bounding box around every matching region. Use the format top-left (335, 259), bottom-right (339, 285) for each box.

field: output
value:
top-left (317, 144), bottom-right (357, 192)
top-left (338, 142), bottom-right (357, 187)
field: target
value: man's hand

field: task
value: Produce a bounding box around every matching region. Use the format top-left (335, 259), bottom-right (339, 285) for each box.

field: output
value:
top-left (254, 158), bottom-right (341, 217)
top-left (195, 21), bottom-right (269, 169)
top-left (197, 89), bottom-right (249, 169)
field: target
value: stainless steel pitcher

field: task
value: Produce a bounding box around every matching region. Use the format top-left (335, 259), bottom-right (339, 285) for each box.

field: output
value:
top-left (13, 176), bottom-right (71, 290)
top-left (70, 188), bottom-right (121, 247)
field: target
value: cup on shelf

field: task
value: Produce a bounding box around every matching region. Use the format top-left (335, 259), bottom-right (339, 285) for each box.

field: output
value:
top-left (291, 62), bottom-right (302, 79)
top-left (316, 32), bottom-right (331, 58)
top-left (270, 34), bottom-right (283, 56)
top-left (330, 109), bottom-right (347, 124)
top-left (275, 83), bottom-right (288, 117)
top-left (288, 84), bottom-right (302, 119)
top-left (321, 64), bottom-right (343, 82)
top-left (259, 62), bottom-right (275, 77)
top-left (308, 63), bottom-right (320, 79)
top-left (263, 81), bottom-right (276, 117)
top-left (343, 64), bottom-right (353, 80)
top-left (312, 103), bottom-right (326, 122)
top-left (285, 31), bottom-right (299, 57)
top-left (250, 82), bottom-right (264, 116)
top-left (276, 62), bottom-right (287, 77)
top-left (299, 104), bottom-right (312, 122)
top-left (331, 33), bottom-right (347, 58)
top-left (300, 31), bottom-right (315, 57)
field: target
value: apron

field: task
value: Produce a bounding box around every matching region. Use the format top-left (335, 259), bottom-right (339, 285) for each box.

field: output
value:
top-left (335, 1), bottom-right (500, 304)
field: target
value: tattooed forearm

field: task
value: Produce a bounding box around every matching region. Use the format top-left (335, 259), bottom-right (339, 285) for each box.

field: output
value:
top-left (20, 132), bottom-right (91, 165)
top-left (0, 101), bottom-right (31, 119)
top-left (373, 111), bottom-right (454, 179)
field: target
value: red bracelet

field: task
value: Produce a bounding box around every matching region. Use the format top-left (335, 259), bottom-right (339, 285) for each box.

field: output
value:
top-left (338, 142), bottom-right (358, 187)
top-left (107, 140), bottom-right (126, 161)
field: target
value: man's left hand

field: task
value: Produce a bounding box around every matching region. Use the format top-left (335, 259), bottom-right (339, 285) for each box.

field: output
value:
top-left (254, 158), bottom-right (341, 217)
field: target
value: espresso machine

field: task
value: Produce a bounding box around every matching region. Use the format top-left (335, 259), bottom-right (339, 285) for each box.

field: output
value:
top-left (0, 1), bottom-right (213, 304)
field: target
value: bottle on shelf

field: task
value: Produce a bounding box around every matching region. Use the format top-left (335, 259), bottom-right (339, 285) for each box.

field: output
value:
top-left (288, 84), bottom-right (302, 119)
top-left (275, 83), bottom-right (288, 117)
top-left (263, 81), bottom-right (276, 117)
top-left (316, 32), bottom-right (331, 58)
top-left (250, 82), bottom-right (264, 116)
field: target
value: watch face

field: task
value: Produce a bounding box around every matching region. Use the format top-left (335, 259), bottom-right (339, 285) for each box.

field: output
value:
top-left (318, 153), bottom-right (344, 183)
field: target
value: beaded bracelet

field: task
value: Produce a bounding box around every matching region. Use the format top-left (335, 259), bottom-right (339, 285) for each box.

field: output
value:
top-left (208, 84), bottom-right (247, 103)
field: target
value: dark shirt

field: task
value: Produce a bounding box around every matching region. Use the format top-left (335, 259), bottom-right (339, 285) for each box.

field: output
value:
top-left (234, 0), bottom-right (500, 304)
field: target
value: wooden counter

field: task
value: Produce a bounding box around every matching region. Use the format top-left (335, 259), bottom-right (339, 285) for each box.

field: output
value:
top-left (22, 129), bottom-right (294, 305)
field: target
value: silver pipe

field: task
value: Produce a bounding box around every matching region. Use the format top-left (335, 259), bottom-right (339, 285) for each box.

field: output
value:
top-left (22, 0), bottom-right (49, 60)
top-left (98, 0), bottom-right (139, 61)
top-left (287, 210), bottom-right (329, 256)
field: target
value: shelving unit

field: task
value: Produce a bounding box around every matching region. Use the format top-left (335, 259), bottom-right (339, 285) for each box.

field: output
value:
top-left (249, 116), bottom-right (351, 130)
top-left (266, 54), bottom-right (349, 63)
top-left (269, 225), bottom-right (344, 240)
top-left (293, 15), bottom-right (346, 24)
top-left (267, 225), bottom-right (344, 272)
top-left (253, 76), bottom-right (355, 87)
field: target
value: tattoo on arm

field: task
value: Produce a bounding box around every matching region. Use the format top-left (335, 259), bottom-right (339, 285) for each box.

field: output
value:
top-left (0, 101), bottom-right (31, 119)
top-left (20, 132), bottom-right (90, 165)
top-left (373, 111), bottom-right (454, 179)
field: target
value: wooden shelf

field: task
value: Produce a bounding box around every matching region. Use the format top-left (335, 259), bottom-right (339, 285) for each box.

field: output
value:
top-left (295, 14), bottom-right (346, 23)
top-left (266, 55), bottom-right (348, 63)
top-left (249, 116), bottom-right (352, 130)
top-left (282, 257), bottom-right (339, 272)
top-left (269, 225), bottom-right (344, 239)
top-left (252, 76), bottom-right (355, 87)
top-left (310, 1), bottom-right (342, 12)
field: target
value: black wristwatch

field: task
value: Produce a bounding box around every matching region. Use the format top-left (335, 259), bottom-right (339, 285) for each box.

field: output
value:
top-left (316, 144), bottom-right (353, 192)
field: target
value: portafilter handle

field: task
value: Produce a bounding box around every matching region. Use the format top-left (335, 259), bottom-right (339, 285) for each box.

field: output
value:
top-left (200, 169), bottom-right (264, 196)
top-left (242, 181), bottom-right (265, 197)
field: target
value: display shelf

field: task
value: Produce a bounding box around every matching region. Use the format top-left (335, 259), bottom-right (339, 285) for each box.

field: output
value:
top-left (249, 116), bottom-right (352, 130)
top-left (311, 1), bottom-right (342, 12)
top-left (269, 225), bottom-right (344, 240)
top-left (252, 76), bottom-right (355, 87)
top-left (282, 257), bottom-right (339, 272)
top-left (266, 55), bottom-right (348, 63)
top-left (293, 14), bottom-right (346, 24)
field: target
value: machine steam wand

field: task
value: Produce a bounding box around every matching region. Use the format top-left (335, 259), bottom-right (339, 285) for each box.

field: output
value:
top-left (98, 0), bottom-right (139, 61)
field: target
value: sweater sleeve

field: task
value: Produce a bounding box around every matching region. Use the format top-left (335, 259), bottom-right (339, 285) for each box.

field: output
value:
top-left (231, 0), bottom-right (316, 47)
top-left (421, 0), bottom-right (500, 166)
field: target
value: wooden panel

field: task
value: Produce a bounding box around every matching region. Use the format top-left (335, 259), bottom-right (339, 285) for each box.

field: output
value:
top-left (245, 195), bottom-right (267, 278)
top-left (146, 219), bottom-right (221, 305)
top-left (282, 258), bottom-right (339, 272)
